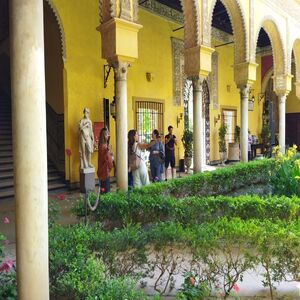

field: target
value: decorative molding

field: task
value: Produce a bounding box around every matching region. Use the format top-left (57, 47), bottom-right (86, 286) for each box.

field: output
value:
top-left (45, 0), bottom-right (67, 62)
top-left (120, 0), bottom-right (132, 21)
top-left (171, 38), bottom-right (185, 106)
top-left (139, 0), bottom-right (184, 24)
top-left (249, 0), bottom-right (255, 62)
top-left (207, 51), bottom-right (218, 110)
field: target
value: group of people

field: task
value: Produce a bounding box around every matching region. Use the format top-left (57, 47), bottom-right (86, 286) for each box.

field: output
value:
top-left (97, 125), bottom-right (177, 193)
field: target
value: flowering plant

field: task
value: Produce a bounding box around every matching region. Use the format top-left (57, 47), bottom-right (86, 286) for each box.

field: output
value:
top-left (270, 145), bottom-right (300, 196)
top-left (176, 272), bottom-right (210, 299)
top-left (0, 233), bottom-right (17, 299)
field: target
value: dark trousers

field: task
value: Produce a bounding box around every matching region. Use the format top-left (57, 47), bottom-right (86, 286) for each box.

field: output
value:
top-left (100, 178), bottom-right (110, 193)
top-left (248, 151), bottom-right (252, 161)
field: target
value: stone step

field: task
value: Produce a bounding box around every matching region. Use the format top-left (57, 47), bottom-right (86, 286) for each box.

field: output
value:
top-left (0, 170), bottom-right (13, 179)
top-left (0, 157), bottom-right (13, 164)
top-left (0, 164), bottom-right (13, 172)
top-left (0, 174), bottom-right (63, 189)
top-left (0, 145), bottom-right (12, 151)
top-left (0, 151), bottom-right (12, 158)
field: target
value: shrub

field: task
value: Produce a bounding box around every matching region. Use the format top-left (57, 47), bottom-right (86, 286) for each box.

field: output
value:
top-left (49, 219), bottom-right (300, 298)
top-left (73, 193), bottom-right (300, 228)
top-left (270, 145), bottom-right (300, 196)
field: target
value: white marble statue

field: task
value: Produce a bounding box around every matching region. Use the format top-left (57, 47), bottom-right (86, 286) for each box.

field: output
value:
top-left (79, 108), bottom-right (94, 169)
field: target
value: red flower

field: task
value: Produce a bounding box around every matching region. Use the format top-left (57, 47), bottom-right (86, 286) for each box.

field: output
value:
top-left (3, 216), bottom-right (10, 224)
top-left (57, 194), bottom-right (65, 201)
top-left (233, 283), bottom-right (240, 293)
top-left (100, 188), bottom-right (106, 193)
top-left (189, 277), bottom-right (196, 286)
top-left (65, 149), bottom-right (72, 156)
top-left (0, 259), bottom-right (14, 273)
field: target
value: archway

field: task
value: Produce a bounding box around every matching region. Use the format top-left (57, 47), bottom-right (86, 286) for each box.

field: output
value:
top-left (208, 0), bottom-right (248, 64)
top-left (0, 0), bottom-right (66, 199)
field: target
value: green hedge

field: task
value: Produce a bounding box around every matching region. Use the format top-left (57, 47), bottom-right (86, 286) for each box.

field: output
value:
top-left (49, 218), bottom-right (300, 298)
top-left (135, 159), bottom-right (273, 198)
top-left (73, 193), bottom-right (300, 228)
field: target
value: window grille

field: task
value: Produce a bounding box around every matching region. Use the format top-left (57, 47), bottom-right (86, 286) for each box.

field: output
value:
top-left (135, 101), bottom-right (164, 143)
top-left (222, 109), bottom-right (237, 143)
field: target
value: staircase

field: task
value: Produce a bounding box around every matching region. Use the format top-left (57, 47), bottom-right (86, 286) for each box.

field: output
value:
top-left (0, 96), bottom-right (67, 199)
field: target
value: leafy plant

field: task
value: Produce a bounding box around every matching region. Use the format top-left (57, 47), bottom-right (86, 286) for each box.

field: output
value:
top-left (270, 145), bottom-right (300, 196)
top-left (261, 124), bottom-right (271, 147)
top-left (234, 126), bottom-right (240, 144)
top-left (182, 130), bottom-right (193, 157)
top-left (176, 272), bottom-right (210, 299)
top-left (219, 124), bottom-right (227, 153)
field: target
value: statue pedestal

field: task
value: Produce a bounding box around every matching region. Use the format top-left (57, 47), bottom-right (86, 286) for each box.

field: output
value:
top-left (80, 167), bottom-right (95, 193)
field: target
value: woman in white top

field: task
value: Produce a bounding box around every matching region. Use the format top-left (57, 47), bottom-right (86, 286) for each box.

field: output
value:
top-left (128, 130), bottom-right (156, 188)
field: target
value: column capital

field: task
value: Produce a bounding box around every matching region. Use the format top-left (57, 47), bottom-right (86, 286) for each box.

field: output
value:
top-left (110, 61), bottom-right (130, 81)
top-left (184, 45), bottom-right (214, 78)
top-left (237, 84), bottom-right (251, 99)
top-left (234, 61), bottom-right (258, 87)
top-left (191, 76), bottom-right (205, 91)
top-left (273, 74), bottom-right (293, 96)
top-left (294, 82), bottom-right (300, 100)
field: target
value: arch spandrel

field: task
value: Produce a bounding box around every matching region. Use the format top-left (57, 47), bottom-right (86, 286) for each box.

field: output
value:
top-left (292, 39), bottom-right (300, 99)
top-left (45, 0), bottom-right (67, 62)
top-left (207, 0), bottom-right (248, 65)
top-left (179, 0), bottom-right (201, 49)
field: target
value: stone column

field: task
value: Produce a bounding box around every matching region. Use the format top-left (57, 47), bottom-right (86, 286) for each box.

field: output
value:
top-left (239, 85), bottom-right (250, 162)
top-left (278, 94), bottom-right (287, 153)
top-left (10, 0), bottom-right (49, 299)
top-left (113, 61), bottom-right (129, 191)
top-left (192, 76), bottom-right (204, 173)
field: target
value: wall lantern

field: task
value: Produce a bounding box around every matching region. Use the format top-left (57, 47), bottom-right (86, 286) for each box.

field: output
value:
top-left (176, 113), bottom-right (183, 128)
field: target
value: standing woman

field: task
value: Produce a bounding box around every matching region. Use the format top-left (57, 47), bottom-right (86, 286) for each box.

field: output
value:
top-left (97, 127), bottom-right (114, 193)
top-left (149, 129), bottom-right (164, 182)
top-left (128, 130), bottom-right (156, 188)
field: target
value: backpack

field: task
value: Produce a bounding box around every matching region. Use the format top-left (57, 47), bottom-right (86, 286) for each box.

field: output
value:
top-left (128, 143), bottom-right (141, 171)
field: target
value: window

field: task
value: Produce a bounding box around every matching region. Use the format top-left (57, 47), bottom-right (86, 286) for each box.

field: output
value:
top-left (135, 100), bottom-right (164, 143)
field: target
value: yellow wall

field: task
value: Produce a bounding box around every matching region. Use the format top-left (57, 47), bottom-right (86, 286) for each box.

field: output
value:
top-left (51, 0), bottom-right (264, 182)
top-left (210, 43), bottom-right (262, 161)
top-left (287, 66), bottom-right (300, 113)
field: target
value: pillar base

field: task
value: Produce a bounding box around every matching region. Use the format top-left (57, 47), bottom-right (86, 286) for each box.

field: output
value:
top-left (80, 168), bottom-right (95, 193)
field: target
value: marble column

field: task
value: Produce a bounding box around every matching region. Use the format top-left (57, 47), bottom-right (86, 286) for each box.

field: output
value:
top-left (192, 76), bottom-right (204, 173)
top-left (10, 0), bottom-right (49, 299)
top-left (239, 85), bottom-right (250, 162)
top-left (278, 94), bottom-right (287, 153)
top-left (113, 61), bottom-right (129, 191)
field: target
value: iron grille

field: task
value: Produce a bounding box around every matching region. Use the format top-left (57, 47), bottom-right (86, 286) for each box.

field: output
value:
top-left (135, 101), bottom-right (164, 143)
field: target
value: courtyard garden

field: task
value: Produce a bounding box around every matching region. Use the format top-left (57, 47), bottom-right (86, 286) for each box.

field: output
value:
top-left (1, 147), bottom-right (300, 299)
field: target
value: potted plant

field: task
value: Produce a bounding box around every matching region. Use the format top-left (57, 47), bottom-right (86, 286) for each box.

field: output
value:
top-left (228, 125), bottom-right (240, 161)
top-left (219, 123), bottom-right (227, 166)
top-left (182, 129), bottom-right (193, 173)
top-left (261, 124), bottom-right (271, 155)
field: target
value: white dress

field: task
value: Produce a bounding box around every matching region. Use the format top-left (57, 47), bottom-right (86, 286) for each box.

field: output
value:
top-left (132, 142), bottom-right (150, 188)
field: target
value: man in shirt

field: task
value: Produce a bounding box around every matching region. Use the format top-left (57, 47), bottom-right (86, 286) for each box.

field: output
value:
top-left (165, 125), bottom-right (177, 180)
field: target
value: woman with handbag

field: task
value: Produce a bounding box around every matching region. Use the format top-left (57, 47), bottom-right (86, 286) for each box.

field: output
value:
top-left (149, 129), bottom-right (165, 182)
top-left (128, 129), bottom-right (156, 188)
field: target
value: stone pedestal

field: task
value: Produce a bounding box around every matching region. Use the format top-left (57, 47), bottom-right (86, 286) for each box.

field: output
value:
top-left (80, 168), bottom-right (95, 193)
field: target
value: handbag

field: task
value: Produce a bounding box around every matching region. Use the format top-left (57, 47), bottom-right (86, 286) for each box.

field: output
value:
top-left (128, 143), bottom-right (141, 171)
top-left (158, 151), bottom-right (165, 164)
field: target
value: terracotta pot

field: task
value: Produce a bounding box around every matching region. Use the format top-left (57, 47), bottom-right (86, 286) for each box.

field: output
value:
top-left (219, 151), bottom-right (227, 166)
